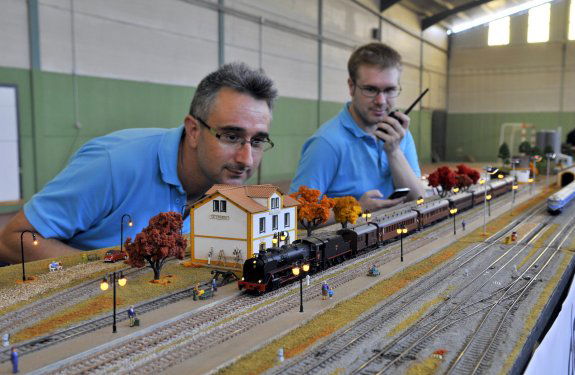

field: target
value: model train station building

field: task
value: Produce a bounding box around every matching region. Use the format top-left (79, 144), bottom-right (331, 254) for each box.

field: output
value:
top-left (190, 184), bottom-right (299, 268)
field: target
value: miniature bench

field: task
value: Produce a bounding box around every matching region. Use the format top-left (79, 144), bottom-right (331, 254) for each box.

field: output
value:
top-left (49, 262), bottom-right (63, 272)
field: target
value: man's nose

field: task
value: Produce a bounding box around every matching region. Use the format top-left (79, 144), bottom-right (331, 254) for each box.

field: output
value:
top-left (234, 142), bottom-right (254, 167)
top-left (373, 91), bottom-right (386, 105)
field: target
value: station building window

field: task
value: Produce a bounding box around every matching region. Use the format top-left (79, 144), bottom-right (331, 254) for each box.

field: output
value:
top-left (528, 3), bottom-right (550, 43)
top-left (488, 16), bottom-right (509, 46)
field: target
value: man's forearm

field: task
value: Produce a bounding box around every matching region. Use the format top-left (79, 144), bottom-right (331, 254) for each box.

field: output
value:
top-left (0, 211), bottom-right (81, 263)
top-left (387, 149), bottom-right (425, 200)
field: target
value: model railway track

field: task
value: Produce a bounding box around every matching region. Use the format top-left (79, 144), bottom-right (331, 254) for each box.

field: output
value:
top-left (444, 220), bottom-right (575, 375)
top-left (28, 200), bottom-right (526, 375)
top-left (268, 203), bottom-right (548, 374)
top-left (0, 265), bottom-right (210, 364)
top-left (0, 266), bottom-right (143, 336)
top-left (353, 214), bottom-right (574, 375)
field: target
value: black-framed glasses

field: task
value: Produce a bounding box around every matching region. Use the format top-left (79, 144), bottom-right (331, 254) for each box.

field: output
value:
top-left (353, 81), bottom-right (401, 99)
top-left (195, 116), bottom-right (274, 152)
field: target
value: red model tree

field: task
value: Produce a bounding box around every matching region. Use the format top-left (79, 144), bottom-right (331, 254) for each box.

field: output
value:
top-left (427, 166), bottom-right (458, 197)
top-left (456, 174), bottom-right (473, 191)
top-left (289, 186), bottom-right (335, 236)
top-left (455, 164), bottom-right (480, 185)
top-left (124, 212), bottom-right (187, 280)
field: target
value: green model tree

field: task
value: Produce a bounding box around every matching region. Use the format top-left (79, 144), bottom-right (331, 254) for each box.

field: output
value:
top-left (519, 141), bottom-right (532, 155)
top-left (498, 143), bottom-right (510, 165)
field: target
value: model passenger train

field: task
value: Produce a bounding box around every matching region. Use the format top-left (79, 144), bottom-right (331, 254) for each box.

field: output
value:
top-left (547, 181), bottom-right (575, 214)
top-left (238, 177), bottom-right (515, 294)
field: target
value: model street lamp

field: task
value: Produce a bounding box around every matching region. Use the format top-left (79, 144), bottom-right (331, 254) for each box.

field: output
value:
top-left (486, 194), bottom-right (492, 216)
top-left (396, 227), bottom-right (408, 262)
top-left (450, 208), bottom-right (458, 235)
top-left (120, 214), bottom-right (133, 254)
top-left (545, 153), bottom-right (556, 187)
top-left (362, 211), bottom-right (372, 223)
top-left (100, 271), bottom-right (127, 333)
top-left (481, 167), bottom-right (499, 235)
top-left (416, 196), bottom-right (424, 205)
top-left (19, 231), bottom-right (38, 282)
top-left (511, 184), bottom-right (519, 214)
top-left (452, 187), bottom-right (459, 194)
top-left (292, 263), bottom-right (310, 313)
top-left (528, 177), bottom-right (534, 195)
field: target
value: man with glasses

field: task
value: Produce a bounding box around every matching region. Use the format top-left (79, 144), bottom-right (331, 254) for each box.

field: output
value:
top-left (0, 63), bottom-right (277, 263)
top-left (290, 43), bottom-right (424, 211)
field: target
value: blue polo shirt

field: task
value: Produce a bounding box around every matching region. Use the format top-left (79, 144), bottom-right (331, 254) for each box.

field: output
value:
top-left (290, 104), bottom-right (421, 200)
top-left (24, 126), bottom-right (189, 250)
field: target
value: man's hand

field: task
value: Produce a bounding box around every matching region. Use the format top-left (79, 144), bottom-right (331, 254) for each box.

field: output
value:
top-left (374, 111), bottom-right (410, 154)
top-left (359, 189), bottom-right (406, 212)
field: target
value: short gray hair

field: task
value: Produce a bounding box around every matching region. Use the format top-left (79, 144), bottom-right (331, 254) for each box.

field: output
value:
top-left (189, 62), bottom-right (278, 120)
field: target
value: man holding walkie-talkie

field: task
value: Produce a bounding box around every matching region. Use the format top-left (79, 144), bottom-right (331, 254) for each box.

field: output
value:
top-left (290, 42), bottom-right (425, 212)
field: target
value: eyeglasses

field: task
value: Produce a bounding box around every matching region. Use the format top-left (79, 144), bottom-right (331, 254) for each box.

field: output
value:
top-left (353, 81), bottom-right (401, 99)
top-left (195, 116), bottom-right (274, 152)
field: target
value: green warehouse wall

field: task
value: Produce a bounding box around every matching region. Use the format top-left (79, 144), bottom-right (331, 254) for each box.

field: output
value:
top-left (445, 112), bottom-right (575, 162)
top-left (1, 67), bottom-right (432, 213)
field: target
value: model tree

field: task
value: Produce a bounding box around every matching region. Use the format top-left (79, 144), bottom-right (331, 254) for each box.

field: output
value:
top-left (498, 143), bottom-right (510, 165)
top-left (124, 212), bottom-right (187, 280)
top-left (332, 196), bottom-right (362, 229)
top-left (455, 164), bottom-right (480, 185)
top-left (455, 174), bottom-right (473, 191)
top-left (428, 166), bottom-right (458, 197)
top-left (290, 186), bottom-right (335, 236)
top-left (519, 141), bottom-right (532, 155)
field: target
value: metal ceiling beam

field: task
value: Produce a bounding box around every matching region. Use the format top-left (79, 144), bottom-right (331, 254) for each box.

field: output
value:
top-left (421, 0), bottom-right (495, 30)
top-left (379, 0), bottom-right (402, 12)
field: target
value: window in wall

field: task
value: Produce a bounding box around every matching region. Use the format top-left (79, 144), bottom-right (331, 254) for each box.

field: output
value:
top-left (259, 217), bottom-right (266, 233)
top-left (271, 197), bottom-right (279, 209)
top-left (213, 200), bottom-right (219, 212)
top-left (212, 200), bottom-right (226, 212)
top-left (488, 17), bottom-right (510, 46)
top-left (284, 212), bottom-right (290, 227)
top-left (272, 215), bottom-right (278, 230)
top-left (569, 0), bottom-right (575, 40)
top-left (527, 3), bottom-right (550, 43)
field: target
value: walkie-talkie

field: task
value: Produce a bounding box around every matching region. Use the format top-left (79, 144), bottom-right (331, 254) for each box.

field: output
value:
top-left (389, 88), bottom-right (429, 122)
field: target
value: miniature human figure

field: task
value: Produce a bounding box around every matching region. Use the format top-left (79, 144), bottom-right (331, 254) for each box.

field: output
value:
top-left (305, 274), bottom-right (310, 286)
top-left (369, 264), bottom-right (380, 276)
top-left (277, 347), bottom-right (284, 363)
top-left (322, 282), bottom-right (329, 300)
top-left (328, 287), bottom-right (334, 299)
top-left (192, 283), bottom-right (200, 301)
top-left (211, 278), bottom-right (218, 292)
top-left (10, 347), bottom-right (18, 373)
top-left (461, 220), bottom-right (466, 231)
top-left (128, 306), bottom-right (136, 327)
top-left (290, 43), bottom-right (424, 211)
top-left (0, 63), bottom-right (278, 263)
top-left (2, 333), bottom-right (9, 348)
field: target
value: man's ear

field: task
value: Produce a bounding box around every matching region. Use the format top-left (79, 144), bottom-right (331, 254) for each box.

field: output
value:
top-left (184, 115), bottom-right (201, 148)
top-left (347, 77), bottom-right (354, 97)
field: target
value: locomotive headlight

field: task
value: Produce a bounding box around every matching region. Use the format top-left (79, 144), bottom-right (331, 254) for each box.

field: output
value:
top-left (292, 267), bottom-right (300, 276)
top-left (302, 264), bottom-right (310, 272)
top-left (241, 277), bottom-right (244, 281)
top-left (253, 260), bottom-right (257, 264)
top-left (258, 279), bottom-right (262, 283)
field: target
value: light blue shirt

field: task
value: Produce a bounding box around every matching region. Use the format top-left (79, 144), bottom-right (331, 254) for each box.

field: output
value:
top-left (24, 126), bottom-right (189, 250)
top-left (290, 104), bottom-right (421, 200)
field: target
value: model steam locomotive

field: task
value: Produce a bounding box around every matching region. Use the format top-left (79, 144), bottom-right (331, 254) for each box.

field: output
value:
top-left (238, 177), bottom-right (515, 294)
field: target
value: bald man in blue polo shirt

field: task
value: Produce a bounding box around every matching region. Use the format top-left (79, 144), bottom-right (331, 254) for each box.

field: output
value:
top-left (290, 43), bottom-right (424, 212)
top-left (0, 63), bottom-right (277, 263)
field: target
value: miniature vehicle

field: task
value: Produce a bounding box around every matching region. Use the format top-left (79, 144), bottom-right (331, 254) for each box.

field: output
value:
top-left (240, 176), bottom-right (516, 295)
top-left (104, 250), bottom-right (128, 263)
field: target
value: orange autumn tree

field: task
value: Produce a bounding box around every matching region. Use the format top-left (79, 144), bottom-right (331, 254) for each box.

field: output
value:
top-left (333, 196), bottom-right (362, 228)
top-left (124, 212), bottom-right (187, 280)
top-left (290, 186), bottom-right (335, 236)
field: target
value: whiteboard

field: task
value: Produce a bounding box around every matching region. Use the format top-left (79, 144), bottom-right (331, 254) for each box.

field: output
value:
top-left (0, 86), bottom-right (21, 202)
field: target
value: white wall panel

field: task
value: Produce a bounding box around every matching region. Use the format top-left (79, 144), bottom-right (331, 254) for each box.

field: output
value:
top-left (224, 16), bottom-right (260, 68)
top-left (563, 70), bottom-right (575, 111)
top-left (396, 65), bottom-right (420, 109)
top-left (262, 28), bottom-right (317, 100)
top-left (384, 30), bottom-right (420, 67)
top-left (0, 0), bottom-right (30, 69)
top-left (321, 44), bottom-right (352, 103)
top-left (382, 4), bottom-right (421, 36)
top-left (423, 25), bottom-right (448, 50)
top-left (229, 0), bottom-right (317, 35)
top-left (323, 0), bottom-right (379, 45)
top-left (423, 44), bottom-right (447, 75)
top-left (0, 86), bottom-right (20, 202)
top-left (40, 0), bottom-right (218, 86)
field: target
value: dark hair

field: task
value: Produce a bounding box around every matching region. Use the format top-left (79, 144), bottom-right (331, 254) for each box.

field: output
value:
top-left (347, 43), bottom-right (402, 82)
top-left (189, 62), bottom-right (278, 119)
